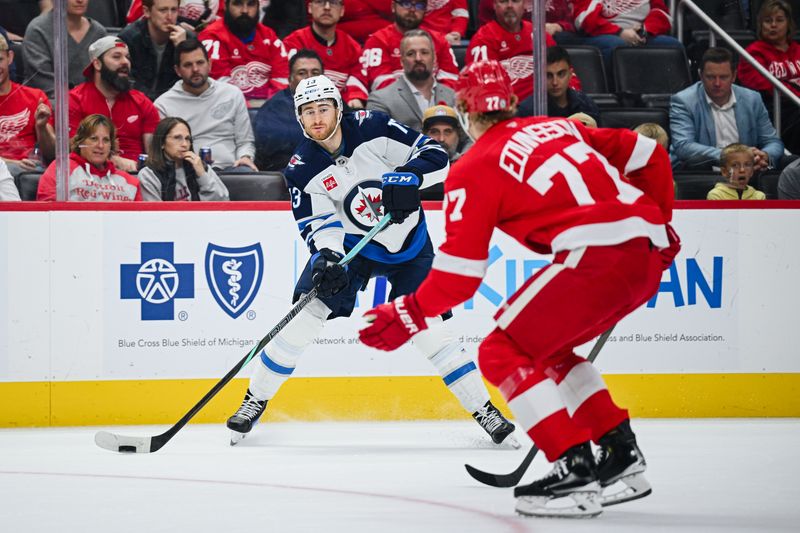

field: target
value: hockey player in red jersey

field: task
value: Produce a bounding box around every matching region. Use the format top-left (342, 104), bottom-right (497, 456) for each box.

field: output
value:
top-left (198, 0), bottom-right (289, 100)
top-left (282, 0), bottom-right (369, 108)
top-left (467, 0), bottom-right (577, 101)
top-left (359, 60), bottom-right (681, 518)
top-left (358, 0), bottom-right (460, 93)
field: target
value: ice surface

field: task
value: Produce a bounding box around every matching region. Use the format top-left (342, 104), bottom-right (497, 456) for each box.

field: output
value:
top-left (0, 419), bottom-right (797, 532)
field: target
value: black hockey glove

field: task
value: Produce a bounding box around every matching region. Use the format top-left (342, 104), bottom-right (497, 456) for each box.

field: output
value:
top-left (381, 169), bottom-right (421, 224)
top-left (311, 248), bottom-right (349, 298)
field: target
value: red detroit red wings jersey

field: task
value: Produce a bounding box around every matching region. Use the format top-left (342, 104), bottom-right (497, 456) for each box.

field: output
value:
top-left (199, 20), bottom-right (289, 100)
top-left (282, 27), bottom-right (369, 102)
top-left (421, 0), bottom-right (469, 37)
top-left (738, 40), bottom-right (800, 98)
top-left (414, 117), bottom-right (674, 317)
top-left (358, 24), bottom-right (460, 92)
top-left (574, 0), bottom-right (672, 37)
top-left (0, 83), bottom-right (51, 160)
top-left (467, 21), bottom-right (569, 101)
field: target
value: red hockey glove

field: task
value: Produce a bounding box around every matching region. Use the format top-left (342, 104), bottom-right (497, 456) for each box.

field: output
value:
top-left (659, 224), bottom-right (681, 270)
top-left (359, 294), bottom-right (428, 351)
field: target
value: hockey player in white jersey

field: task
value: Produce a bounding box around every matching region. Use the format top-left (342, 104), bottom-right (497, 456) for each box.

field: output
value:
top-left (226, 75), bottom-right (516, 446)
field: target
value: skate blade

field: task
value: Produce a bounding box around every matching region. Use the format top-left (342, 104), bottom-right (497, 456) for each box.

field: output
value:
top-left (503, 433), bottom-right (522, 449)
top-left (516, 485), bottom-right (602, 519)
top-left (230, 431), bottom-right (247, 446)
top-left (600, 473), bottom-right (652, 507)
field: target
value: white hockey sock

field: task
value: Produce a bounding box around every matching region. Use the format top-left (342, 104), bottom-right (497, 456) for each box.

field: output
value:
top-left (249, 298), bottom-right (329, 401)
top-left (557, 361), bottom-right (608, 416)
top-left (414, 320), bottom-right (490, 414)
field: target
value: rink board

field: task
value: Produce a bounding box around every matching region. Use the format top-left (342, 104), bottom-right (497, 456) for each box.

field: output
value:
top-left (0, 202), bottom-right (798, 426)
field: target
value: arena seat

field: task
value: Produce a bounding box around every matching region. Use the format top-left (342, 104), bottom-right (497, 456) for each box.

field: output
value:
top-left (16, 172), bottom-right (42, 201)
top-left (673, 171), bottom-right (720, 200)
top-left (599, 107), bottom-right (669, 132)
top-left (563, 45), bottom-right (619, 108)
top-left (613, 47), bottom-right (692, 108)
top-left (452, 44), bottom-right (468, 70)
top-left (9, 40), bottom-right (24, 83)
top-left (218, 171), bottom-right (289, 201)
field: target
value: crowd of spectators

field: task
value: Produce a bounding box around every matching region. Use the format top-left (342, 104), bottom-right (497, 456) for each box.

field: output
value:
top-left (0, 0), bottom-right (799, 202)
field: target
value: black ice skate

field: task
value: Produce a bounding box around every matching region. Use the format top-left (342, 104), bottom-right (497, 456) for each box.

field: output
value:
top-left (472, 400), bottom-right (519, 448)
top-left (595, 419), bottom-right (652, 506)
top-left (514, 442), bottom-right (602, 518)
top-left (226, 389), bottom-right (268, 446)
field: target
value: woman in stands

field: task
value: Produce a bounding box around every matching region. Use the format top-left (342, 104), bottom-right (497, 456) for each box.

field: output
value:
top-left (139, 117), bottom-right (229, 201)
top-left (36, 114), bottom-right (142, 202)
top-left (737, 0), bottom-right (800, 154)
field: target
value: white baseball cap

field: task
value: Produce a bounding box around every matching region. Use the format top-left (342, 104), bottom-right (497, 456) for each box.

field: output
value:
top-left (82, 36), bottom-right (128, 77)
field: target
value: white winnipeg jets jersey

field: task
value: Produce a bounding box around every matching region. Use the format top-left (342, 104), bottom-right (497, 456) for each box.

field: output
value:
top-left (283, 110), bottom-right (449, 264)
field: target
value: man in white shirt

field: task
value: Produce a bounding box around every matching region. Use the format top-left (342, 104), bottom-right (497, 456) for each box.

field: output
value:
top-left (670, 47), bottom-right (784, 170)
top-left (0, 159), bottom-right (21, 201)
top-left (154, 37), bottom-right (257, 171)
top-left (366, 30), bottom-right (455, 133)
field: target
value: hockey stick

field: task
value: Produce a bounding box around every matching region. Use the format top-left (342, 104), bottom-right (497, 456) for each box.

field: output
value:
top-left (95, 214), bottom-right (393, 454)
top-left (464, 325), bottom-right (616, 487)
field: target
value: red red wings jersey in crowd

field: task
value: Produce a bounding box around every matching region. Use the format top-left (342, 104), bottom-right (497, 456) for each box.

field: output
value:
top-left (738, 40), bottom-right (800, 98)
top-left (574, 0), bottom-right (672, 36)
top-left (126, 0), bottom-right (224, 25)
top-left (467, 20), bottom-right (576, 101)
top-left (282, 27), bottom-right (369, 103)
top-left (66, 82), bottom-right (160, 160)
top-left (199, 19), bottom-right (289, 100)
top-left (358, 24), bottom-right (460, 92)
top-left (37, 153), bottom-right (142, 202)
top-left (0, 83), bottom-right (51, 160)
top-left (413, 117), bottom-right (674, 318)
top-left (337, 0), bottom-right (392, 43)
top-left (421, 0), bottom-right (469, 37)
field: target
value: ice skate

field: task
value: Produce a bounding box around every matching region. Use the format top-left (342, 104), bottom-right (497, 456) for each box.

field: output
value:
top-left (226, 389), bottom-right (268, 446)
top-left (596, 419), bottom-right (652, 506)
top-left (472, 400), bottom-right (520, 448)
top-left (514, 442), bottom-right (602, 518)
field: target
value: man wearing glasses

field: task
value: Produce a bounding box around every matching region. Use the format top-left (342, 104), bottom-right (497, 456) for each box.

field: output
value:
top-left (358, 0), bottom-right (460, 93)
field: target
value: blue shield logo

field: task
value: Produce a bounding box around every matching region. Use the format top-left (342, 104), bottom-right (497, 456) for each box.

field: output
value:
top-left (205, 243), bottom-right (264, 319)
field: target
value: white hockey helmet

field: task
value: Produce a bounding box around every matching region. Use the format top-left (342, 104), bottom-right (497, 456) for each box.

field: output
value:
top-left (294, 75), bottom-right (344, 140)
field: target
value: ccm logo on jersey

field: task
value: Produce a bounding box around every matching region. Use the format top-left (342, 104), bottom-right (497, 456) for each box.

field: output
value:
top-left (323, 175), bottom-right (338, 191)
top-left (394, 298), bottom-right (419, 335)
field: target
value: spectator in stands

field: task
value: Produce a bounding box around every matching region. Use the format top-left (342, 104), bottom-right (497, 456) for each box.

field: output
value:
top-left (517, 46), bottom-right (598, 121)
top-left (0, 159), bottom-right (20, 201)
top-left (155, 38), bottom-right (257, 171)
top-left (37, 113), bottom-right (142, 201)
top-left (337, 0), bottom-right (392, 44)
top-left (23, 0), bottom-right (107, 99)
top-left (253, 49), bottom-right (323, 171)
top-left (359, 0), bottom-right (460, 93)
top-left (421, 104), bottom-right (471, 162)
top-left (670, 47), bottom-right (784, 170)
top-left (198, 0), bottom-right (289, 102)
top-left (573, 0), bottom-right (683, 69)
top-left (420, 0), bottom-right (469, 45)
top-left (0, 26), bottom-right (17, 82)
top-left (737, 0), bottom-right (800, 155)
top-left (367, 30), bottom-right (455, 131)
top-left (119, 0), bottom-right (192, 101)
top-left (282, 0), bottom-right (369, 108)
top-left (479, 0), bottom-right (581, 45)
top-left (468, 0), bottom-right (558, 102)
top-left (707, 143), bottom-right (766, 199)
top-left (68, 36), bottom-right (160, 173)
top-left (139, 116), bottom-right (229, 200)
top-left (0, 35), bottom-right (55, 177)
top-left (568, 111), bottom-right (597, 127)
top-left (777, 157), bottom-right (800, 199)
top-left (634, 122), bottom-right (670, 150)
top-left (127, 0), bottom-right (224, 31)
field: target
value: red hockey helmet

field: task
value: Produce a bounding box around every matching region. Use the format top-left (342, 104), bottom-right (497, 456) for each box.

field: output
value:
top-left (456, 60), bottom-right (514, 114)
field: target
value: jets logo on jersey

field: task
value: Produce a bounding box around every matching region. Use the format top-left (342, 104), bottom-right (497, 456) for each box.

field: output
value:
top-left (288, 154), bottom-right (304, 168)
top-left (354, 110), bottom-right (371, 125)
top-left (323, 175), bottom-right (338, 191)
top-left (344, 180), bottom-right (384, 231)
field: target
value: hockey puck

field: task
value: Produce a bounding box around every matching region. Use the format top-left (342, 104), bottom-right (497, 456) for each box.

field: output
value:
top-left (118, 445), bottom-right (137, 453)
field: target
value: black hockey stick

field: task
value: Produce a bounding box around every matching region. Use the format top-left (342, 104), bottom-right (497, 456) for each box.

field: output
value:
top-left (464, 325), bottom-right (616, 487)
top-left (95, 214), bottom-right (392, 454)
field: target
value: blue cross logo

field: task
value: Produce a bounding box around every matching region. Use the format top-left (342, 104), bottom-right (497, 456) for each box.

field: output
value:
top-left (121, 242), bottom-right (194, 320)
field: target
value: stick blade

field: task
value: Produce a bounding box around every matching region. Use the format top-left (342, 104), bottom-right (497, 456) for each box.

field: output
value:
top-left (94, 430), bottom-right (153, 454)
top-left (464, 463), bottom-right (522, 488)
